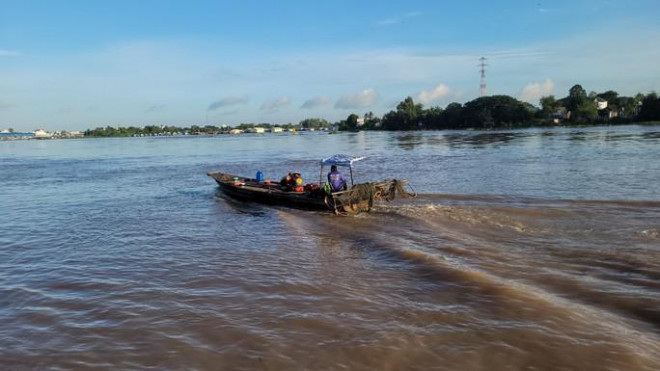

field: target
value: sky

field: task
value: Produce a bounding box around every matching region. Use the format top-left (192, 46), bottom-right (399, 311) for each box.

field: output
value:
top-left (1, 0), bottom-right (659, 131)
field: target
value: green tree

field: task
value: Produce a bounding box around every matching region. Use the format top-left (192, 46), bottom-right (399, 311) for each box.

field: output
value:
top-left (462, 95), bottom-right (535, 128)
top-left (569, 84), bottom-right (587, 103)
top-left (346, 113), bottom-right (360, 131)
top-left (573, 99), bottom-right (598, 124)
top-left (422, 106), bottom-right (444, 129)
top-left (442, 102), bottom-right (464, 128)
top-left (567, 84), bottom-right (597, 124)
top-left (540, 95), bottom-right (559, 118)
top-left (614, 97), bottom-right (635, 118)
top-left (397, 97), bottom-right (423, 119)
top-left (638, 92), bottom-right (660, 121)
top-left (362, 112), bottom-right (380, 129)
top-left (597, 90), bottom-right (618, 103)
top-left (381, 97), bottom-right (425, 130)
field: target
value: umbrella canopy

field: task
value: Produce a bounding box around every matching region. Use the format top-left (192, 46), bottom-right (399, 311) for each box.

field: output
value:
top-left (320, 154), bottom-right (365, 168)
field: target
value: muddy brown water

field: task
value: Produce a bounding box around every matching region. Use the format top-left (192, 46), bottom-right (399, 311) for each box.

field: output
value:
top-left (1, 127), bottom-right (659, 370)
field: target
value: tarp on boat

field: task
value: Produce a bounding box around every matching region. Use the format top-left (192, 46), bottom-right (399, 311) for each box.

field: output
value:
top-left (320, 154), bottom-right (365, 168)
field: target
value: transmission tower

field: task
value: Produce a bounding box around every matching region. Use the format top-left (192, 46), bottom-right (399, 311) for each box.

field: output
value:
top-left (479, 56), bottom-right (487, 97)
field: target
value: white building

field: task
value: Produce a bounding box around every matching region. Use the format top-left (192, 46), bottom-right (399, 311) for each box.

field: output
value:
top-left (33, 129), bottom-right (52, 139)
top-left (62, 131), bottom-right (84, 138)
top-left (594, 97), bottom-right (608, 110)
top-left (229, 129), bottom-right (243, 134)
top-left (270, 127), bottom-right (283, 133)
top-left (246, 127), bottom-right (266, 133)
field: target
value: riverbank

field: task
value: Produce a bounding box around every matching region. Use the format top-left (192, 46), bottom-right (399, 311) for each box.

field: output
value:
top-left (73, 121), bottom-right (660, 139)
top-left (0, 131), bottom-right (84, 141)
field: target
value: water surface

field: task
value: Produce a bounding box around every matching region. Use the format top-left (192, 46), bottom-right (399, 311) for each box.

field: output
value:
top-left (1, 126), bottom-right (659, 370)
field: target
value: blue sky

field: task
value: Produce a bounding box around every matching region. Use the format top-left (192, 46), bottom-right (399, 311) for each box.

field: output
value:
top-left (1, 0), bottom-right (659, 131)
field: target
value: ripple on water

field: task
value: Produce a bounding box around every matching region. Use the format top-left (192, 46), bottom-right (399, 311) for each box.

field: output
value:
top-left (2, 129), bottom-right (660, 370)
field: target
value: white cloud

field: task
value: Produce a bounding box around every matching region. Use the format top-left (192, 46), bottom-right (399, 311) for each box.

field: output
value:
top-left (335, 88), bottom-right (380, 109)
top-left (300, 96), bottom-right (331, 109)
top-left (0, 49), bottom-right (19, 57)
top-left (519, 78), bottom-right (555, 104)
top-left (208, 96), bottom-right (248, 111)
top-left (260, 96), bottom-right (291, 111)
top-left (417, 84), bottom-right (450, 105)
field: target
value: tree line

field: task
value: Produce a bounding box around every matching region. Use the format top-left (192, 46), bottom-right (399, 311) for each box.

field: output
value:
top-left (84, 120), bottom-right (338, 137)
top-left (342, 84), bottom-right (660, 131)
top-left (84, 84), bottom-right (660, 136)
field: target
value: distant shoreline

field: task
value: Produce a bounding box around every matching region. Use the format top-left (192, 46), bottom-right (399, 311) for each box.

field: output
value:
top-left (79, 121), bottom-right (660, 138)
top-left (4, 122), bottom-right (659, 141)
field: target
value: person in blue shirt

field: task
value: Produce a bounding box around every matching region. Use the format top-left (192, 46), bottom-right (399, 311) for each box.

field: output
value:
top-left (327, 165), bottom-right (347, 192)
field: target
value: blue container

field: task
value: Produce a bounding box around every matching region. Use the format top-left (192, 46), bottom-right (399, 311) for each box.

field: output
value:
top-left (255, 171), bottom-right (264, 182)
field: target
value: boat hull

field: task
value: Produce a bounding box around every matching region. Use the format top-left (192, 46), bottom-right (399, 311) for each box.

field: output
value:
top-left (209, 172), bottom-right (331, 211)
top-left (208, 171), bottom-right (413, 215)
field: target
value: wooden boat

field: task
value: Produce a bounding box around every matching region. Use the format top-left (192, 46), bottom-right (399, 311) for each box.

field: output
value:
top-left (208, 155), bottom-right (415, 215)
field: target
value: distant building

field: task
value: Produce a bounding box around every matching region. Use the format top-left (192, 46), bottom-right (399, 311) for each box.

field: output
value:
top-left (270, 127), bottom-right (283, 133)
top-left (0, 131), bottom-right (34, 140)
top-left (356, 118), bottom-right (365, 126)
top-left (33, 129), bottom-right (52, 139)
top-left (245, 127), bottom-right (265, 133)
top-left (599, 107), bottom-right (620, 120)
top-left (61, 130), bottom-right (84, 138)
top-left (229, 129), bottom-right (243, 134)
top-left (594, 97), bottom-right (608, 110)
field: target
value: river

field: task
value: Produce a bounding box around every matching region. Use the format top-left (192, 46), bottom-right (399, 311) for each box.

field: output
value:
top-left (1, 126), bottom-right (659, 370)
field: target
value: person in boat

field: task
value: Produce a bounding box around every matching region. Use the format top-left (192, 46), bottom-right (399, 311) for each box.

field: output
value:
top-left (327, 165), bottom-right (347, 192)
top-left (280, 172), bottom-right (304, 192)
top-left (280, 172), bottom-right (295, 191)
top-left (292, 172), bottom-right (304, 193)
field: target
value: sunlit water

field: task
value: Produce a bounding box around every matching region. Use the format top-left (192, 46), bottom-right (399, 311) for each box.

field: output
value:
top-left (1, 126), bottom-right (659, 370)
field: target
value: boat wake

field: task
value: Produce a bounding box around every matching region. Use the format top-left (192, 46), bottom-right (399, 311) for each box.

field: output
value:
top-left (275, 193), bottom-right (660, 369)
